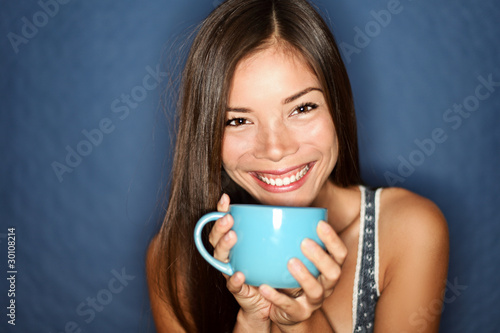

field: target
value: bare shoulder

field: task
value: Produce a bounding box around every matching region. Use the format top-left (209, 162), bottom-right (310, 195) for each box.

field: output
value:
top-left (379, 187), bottom-right (448, 242)
top-left (378, 187), bottom-right (449, 288)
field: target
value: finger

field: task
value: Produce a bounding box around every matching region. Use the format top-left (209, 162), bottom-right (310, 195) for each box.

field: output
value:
top-left (217, 193), bottom-right (230, 212)
top-left (259, 284), bottom-right (295, 309)
top-left (260, 284), bottom-right (308, 323)
top-left (287, 258), bottom-right (324, 306)
top-left (209, 193), bottom-right (232, 247)
top-left (317, 221), bottom-right (348, 266)
top-left (226, 271), bottom-right (246, 295)
top-left (301, 238), bottom-right (341, 292)
top-left (208, 213), bottom-right (234, 247)
top-left (213, 229), bottom-right (237, 261)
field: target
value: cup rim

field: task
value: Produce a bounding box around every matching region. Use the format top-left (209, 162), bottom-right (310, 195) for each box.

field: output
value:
top-left (229, 204), bottom-right (327, 211)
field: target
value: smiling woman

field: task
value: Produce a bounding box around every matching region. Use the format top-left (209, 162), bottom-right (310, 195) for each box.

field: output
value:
top-left (146, 0), bottom-right (449, 332)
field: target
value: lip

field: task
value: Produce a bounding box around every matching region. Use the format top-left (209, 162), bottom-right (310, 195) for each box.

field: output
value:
top-left (250, 162), bottom-right (315, 193)
top-left (253, 163), bottom-right (310, 176)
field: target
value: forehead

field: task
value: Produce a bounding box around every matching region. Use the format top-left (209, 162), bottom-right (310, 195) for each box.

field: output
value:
top-left (229, 46), bottom-right (320, 103)
top-left (237, 44), bottom-right (314, 72)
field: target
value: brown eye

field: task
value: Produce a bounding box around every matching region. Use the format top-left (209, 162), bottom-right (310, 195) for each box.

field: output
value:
top-left (226, 118), bottom-right (248, 126)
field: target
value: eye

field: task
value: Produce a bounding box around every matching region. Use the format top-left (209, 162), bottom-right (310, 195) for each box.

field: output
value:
top-left (225, 117), bottom-right (250, 127)
top-left (290, 102), bottom-right (318, 116)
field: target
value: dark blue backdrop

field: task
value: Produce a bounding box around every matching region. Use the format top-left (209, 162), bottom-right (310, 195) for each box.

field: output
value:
top-left (1, 1), bottom-right (499, 332)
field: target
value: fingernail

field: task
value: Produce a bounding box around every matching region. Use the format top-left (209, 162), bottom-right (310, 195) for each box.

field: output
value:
top-left (260, 285), bottom-right (271, 296)
top-left (223, 231), bottom-right (232, 241)
top-left (302, 238), bottom-right (316, 252)
top-left (289, 258), bottom-right (302, 274)
top-left (233, 272), bottom-right (242, 283)
top-left (220, 193), bottom-right (228, 205)
top-left (318, 221), bottom-right (331, 234)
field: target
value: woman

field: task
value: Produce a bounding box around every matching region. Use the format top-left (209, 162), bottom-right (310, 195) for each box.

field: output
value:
top-left (146, 0), bottom-right (449, 332)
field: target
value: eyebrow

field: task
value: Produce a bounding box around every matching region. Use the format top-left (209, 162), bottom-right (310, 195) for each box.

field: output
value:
top-left (226, 106), bottom-right (251, 113)
top-left (283, 87), bottom-right (323, 104)
top-left (226, 87), bottom-right (323, 113)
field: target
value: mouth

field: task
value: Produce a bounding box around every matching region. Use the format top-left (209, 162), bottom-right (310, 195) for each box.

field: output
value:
top-left (250, 162), bottom-right (314, 192)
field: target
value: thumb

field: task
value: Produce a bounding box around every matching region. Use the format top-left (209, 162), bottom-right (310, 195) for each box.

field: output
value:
top-left (217, 193), bottom-right (231, 212)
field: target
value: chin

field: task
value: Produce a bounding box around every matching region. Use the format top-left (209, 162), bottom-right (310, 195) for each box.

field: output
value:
top-left (255, 193), bottom-right (314, 207)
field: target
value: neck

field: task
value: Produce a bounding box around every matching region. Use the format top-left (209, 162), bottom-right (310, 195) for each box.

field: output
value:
top-left (312, 180), bottom-right (360, 235)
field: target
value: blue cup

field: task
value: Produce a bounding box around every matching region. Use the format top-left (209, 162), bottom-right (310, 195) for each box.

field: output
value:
top-left (194, 204), bottom-right (327, 288)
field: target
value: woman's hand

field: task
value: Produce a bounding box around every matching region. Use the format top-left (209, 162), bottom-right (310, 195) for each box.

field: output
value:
top-left (260, 220), bottom-right (347, 329)
top-left (209, 194), bottom-right (272, 331)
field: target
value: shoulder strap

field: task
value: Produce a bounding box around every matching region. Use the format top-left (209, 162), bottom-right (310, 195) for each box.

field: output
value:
top-left (352, 187), bottom-right (381, 333)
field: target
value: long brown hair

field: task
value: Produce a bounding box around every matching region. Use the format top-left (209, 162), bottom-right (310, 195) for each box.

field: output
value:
top-left (152, 0), bottom-right (360, 331)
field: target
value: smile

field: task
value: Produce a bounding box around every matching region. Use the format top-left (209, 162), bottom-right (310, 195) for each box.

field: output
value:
top-left (251, 162), bottom-right (315, 193)
top-left (256, 165), bottom-right (309, 187)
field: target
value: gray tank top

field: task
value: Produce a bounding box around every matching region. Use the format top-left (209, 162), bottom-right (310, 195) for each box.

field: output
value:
top-left (352, 186), bottom-right (381, 333)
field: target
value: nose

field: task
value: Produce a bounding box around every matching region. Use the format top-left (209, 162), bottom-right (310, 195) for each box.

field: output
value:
top-left (253, 122), bottom-right (299, 162)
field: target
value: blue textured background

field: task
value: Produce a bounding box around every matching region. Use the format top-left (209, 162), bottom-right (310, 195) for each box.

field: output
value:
top-left (1, 0), bottom-right (499, 332)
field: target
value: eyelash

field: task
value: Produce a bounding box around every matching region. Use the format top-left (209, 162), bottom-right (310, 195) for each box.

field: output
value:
top-left (292, 102), bottom-right (318, 115)
top-left (225, 102), bottom-right (319, 127)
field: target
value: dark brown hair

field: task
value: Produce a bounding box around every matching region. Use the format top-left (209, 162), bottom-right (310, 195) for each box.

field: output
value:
top-left (152, 0), bottom-right (360, 331)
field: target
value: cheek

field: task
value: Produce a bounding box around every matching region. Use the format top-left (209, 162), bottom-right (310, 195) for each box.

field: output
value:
top-left (221, 134), bottom-right (242, 171)
top-left (221, 127), bottom-right (256, 166)
top-left (308, 114), bottom-right (337, 150)
top-left (313, 117), bottom-right (339, 171)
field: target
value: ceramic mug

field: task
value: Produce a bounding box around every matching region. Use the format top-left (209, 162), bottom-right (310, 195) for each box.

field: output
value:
top-left (194, 204), bottom-right (327, 288)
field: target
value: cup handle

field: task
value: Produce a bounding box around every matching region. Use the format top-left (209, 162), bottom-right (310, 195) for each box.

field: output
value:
top-left (194, 211), bottom-right (234, 276)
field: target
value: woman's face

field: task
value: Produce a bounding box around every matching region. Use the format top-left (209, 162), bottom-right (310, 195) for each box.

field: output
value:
top-left (222, 47), bottom-right (338, 206)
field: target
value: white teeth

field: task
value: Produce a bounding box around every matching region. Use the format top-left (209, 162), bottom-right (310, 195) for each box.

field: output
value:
top-left (258, 165), bottom-right (310, 186)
